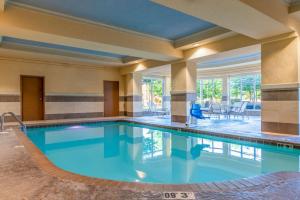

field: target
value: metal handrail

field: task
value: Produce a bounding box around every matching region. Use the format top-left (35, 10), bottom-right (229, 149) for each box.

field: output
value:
top-left (0, 112), bottom-right (26, 132)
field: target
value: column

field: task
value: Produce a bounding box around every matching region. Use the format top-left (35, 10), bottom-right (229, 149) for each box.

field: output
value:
top-left (171, 61), bottom-right (197, 123)
top-left (261, 36), bottom-right (300, 135)
top-left (221, 76), bottom-right (229, 105)
top-left (124, 73), bottom-right (143, 117)
top-left (163, 76), bottom-right (171, 111)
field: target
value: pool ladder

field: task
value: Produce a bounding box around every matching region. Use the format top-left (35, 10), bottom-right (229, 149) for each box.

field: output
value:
top-left (0, 112), bottom-right (26, 132)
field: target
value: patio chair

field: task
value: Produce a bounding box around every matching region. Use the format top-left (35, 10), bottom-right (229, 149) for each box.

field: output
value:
top-left (158, 106), bottom-right (170, 118)
top-left (211, 103), bottom-right (222, 119)
top-left (201, 101), bottom-right (211, 114)
top-left (229, 102), bottom-right (242, 118)
top-left (229, 101), bottom-right (249, 119)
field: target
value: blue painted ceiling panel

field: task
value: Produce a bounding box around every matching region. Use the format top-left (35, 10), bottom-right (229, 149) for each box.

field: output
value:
top-left (198, 53), bottom-right (261, 68)
top-left (3, 37), bottom-right (125, 58)
top-left (11, 0), bottom-right (216, 40)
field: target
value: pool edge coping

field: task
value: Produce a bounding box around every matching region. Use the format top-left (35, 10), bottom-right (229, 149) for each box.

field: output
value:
top-left (12, 120), bottom-right (300, 193)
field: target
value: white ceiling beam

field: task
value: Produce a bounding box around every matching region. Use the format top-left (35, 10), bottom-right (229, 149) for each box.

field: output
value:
top-left (122, 56), bottom-right (145, 64)
top-left (152, 0), bottom-right (292, 39)
top-left (0, 43), bottom-right (125, 67)
top-left (174, 27), bottom-right (236, 50)
top-left (0, 5), bottom-right (183, 61)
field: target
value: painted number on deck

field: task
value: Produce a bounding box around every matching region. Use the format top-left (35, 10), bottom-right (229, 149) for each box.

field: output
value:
top-left (162, 192), bottom-right (195, 200)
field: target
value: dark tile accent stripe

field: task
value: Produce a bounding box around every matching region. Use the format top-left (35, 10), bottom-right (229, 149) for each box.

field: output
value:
top-left (262, 121), bottom-right (299, 135)
top-left (119, 96), bottom-right (126, 102)
top-left (0, 94), bottom-right (20, 102)
top-left (119, 111), bottom-right (126, 116)
top-left (125, 95), bottom-right (142, 102)
top-left (171, 115), bottom-right (188, 123)
top-left (262, 89), bottom-right (299, 101)
top-left (119, 96), bottom-right (142, 102)
top-left (45, 112), bottom-right (104, 120)
top-left (45, 96), bottom-right (104, 102)
top-left (171, 93), bottom-right (196, 101)
top-left (126, 112), bottom-right (143, 117)
top-left (163, 96), bottom-right (171, 101)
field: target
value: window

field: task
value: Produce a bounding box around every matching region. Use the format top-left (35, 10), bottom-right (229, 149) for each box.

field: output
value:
top-left (229, 74), bottom-right (261, 110)
top-left (142, 78), bottom-right (164, 111)
top-left (197, 78), bottom-right (223, 104)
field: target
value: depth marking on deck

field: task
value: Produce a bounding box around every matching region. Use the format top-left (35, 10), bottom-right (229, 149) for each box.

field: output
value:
top-left (162, 192), bottom-right (195, 200)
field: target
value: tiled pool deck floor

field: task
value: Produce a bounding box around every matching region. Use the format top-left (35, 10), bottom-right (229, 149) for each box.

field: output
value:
top-left (2, 116), bottom-right (300, 199)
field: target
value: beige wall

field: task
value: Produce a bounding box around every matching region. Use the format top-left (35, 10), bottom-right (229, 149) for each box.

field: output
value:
top-left (262, 37), bottom-right (299, 85)
top-left (124, 73), bottom-right (142, 96)
top-left (123, 73), bottom-right (143, 115)
top-left (261, 36), bottom-right (300, 134)
top-left (0, 59), bottom-right (123, 95)
top-left (171, 62), bottom-right (197, 93)
top-left (0, 57), bottom-right (124, 117)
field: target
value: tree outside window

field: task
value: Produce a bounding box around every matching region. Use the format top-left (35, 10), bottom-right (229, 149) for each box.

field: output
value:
top-left (197, 78), bottom-right (223, 104)
top-left (229, 74), bottom-right (261, 110)
top-left (142, 78), bottom-right (163, 111)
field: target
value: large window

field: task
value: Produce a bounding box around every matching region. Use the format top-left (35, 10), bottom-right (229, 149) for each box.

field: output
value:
top-left (197, 78), bottom-right (223, 103)
top-left (142, 78), bottom-right (164, 111)
top-left (229, 74), bottom-right (261, 109)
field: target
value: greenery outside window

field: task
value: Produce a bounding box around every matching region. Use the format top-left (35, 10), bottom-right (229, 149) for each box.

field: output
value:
top-left (229, 74), bottom-right (261, 110)
top-left (197, 78), bottom-right (223, 104)
top-left (142, 78), bottom-right (164, 111)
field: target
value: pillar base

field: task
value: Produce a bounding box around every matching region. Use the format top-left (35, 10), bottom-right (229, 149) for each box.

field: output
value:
top-left (171, 115), bottom-right (188, 123)
top-left (262, 87), bottom-right (300, 135)
top-left (262, 122), bottom-right (299, 135)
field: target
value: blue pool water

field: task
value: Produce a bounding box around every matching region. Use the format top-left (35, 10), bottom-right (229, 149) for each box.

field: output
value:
top-left (26, 122), bottom-right (300, 184)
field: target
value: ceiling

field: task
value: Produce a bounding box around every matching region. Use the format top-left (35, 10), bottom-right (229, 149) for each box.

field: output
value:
top-left (198, 52), bottom-right (261, 69)
top-left (10, 0), bottom-right (216, 40)
top-left (2, 37), bottom-right (125, 59)
top-left (139, 51), bottom-right (261, 77)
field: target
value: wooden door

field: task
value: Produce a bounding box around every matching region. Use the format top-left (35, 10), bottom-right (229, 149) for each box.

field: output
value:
top-left (104, 81), bottom-right (119, 117)
top-left (21, 76), bottom-right (44, 121)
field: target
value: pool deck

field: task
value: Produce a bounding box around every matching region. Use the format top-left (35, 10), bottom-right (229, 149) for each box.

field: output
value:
top-left (2, 116), bottom-right (300, 199)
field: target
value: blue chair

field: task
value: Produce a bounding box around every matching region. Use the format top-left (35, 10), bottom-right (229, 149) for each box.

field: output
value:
top-left (190, 103), bottom-right (209, 119)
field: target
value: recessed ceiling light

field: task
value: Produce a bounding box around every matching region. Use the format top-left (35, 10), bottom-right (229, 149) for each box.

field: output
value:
top-left (193, 43), bottom-right (200, 47)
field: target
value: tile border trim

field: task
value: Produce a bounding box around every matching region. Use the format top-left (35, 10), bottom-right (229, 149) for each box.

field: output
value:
top-left (261, 89), bottom-right (299, 101)
top-left (45, 112), bottom-right (104, 120)
top-left (171, 93), bottom-right (196, 102)
top-left (45, 95), bottom-right (104, 102)
top-left (0, 94), bottom-right (20, 102)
